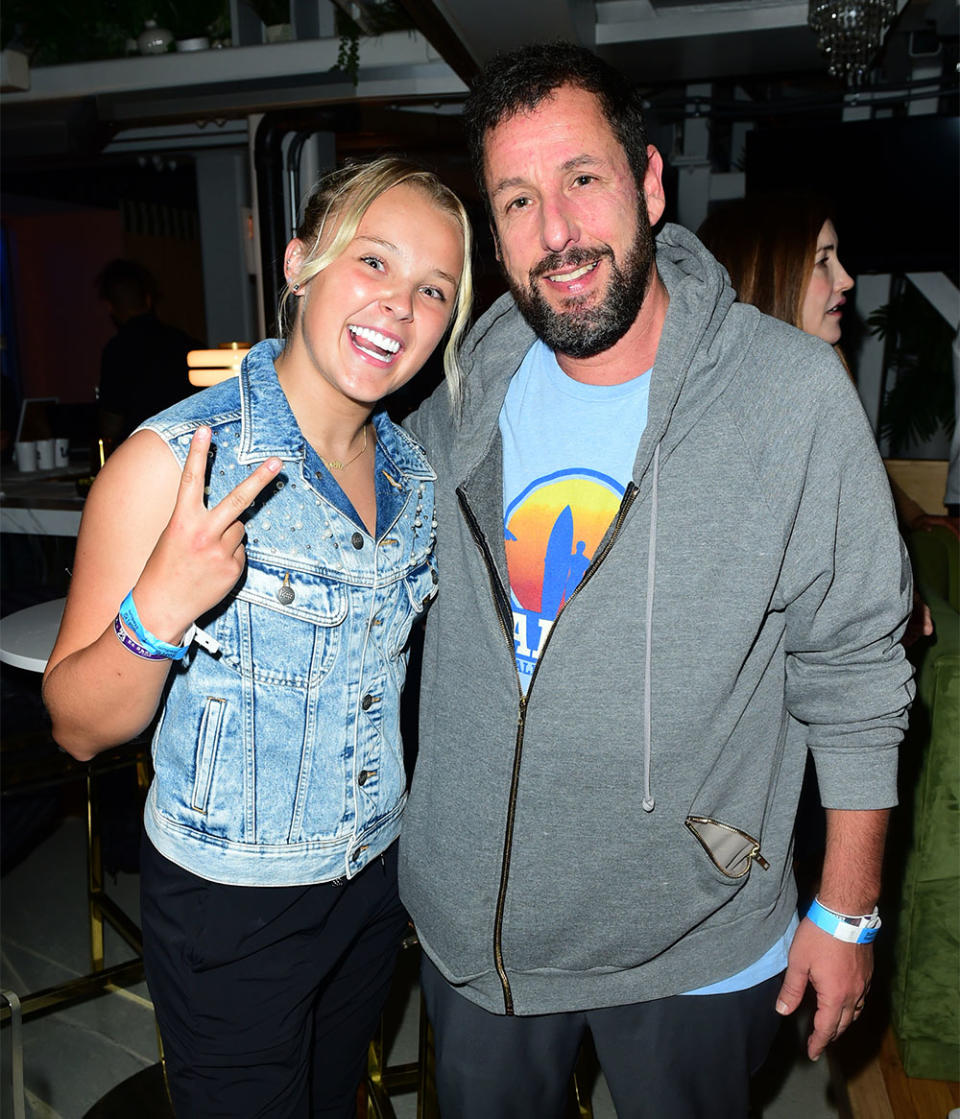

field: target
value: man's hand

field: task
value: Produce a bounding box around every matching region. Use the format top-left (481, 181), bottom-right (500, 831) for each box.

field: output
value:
top-left (775, 917), bottom-right (872, 1061)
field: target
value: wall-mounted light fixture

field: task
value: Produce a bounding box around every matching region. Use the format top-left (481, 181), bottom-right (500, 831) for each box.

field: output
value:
top-left (187, 342), bottom-right (251, 386)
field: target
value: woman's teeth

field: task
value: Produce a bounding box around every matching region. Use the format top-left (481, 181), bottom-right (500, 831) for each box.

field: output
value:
top-left (349, 325), bottom-right (400, 359)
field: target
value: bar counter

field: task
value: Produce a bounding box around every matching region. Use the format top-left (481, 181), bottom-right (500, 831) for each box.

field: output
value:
top-left (0, 464), bottom-right (88, 536)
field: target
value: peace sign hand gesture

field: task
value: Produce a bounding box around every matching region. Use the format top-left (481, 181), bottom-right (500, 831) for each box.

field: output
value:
top-left (132, 426), bottom-right (282, 644)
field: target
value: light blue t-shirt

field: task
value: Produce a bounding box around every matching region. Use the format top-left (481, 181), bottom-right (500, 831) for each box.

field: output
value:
top-left (500, 340), bottom-right (651, 692)
top-left (499, 339), bottom-right (793, 996)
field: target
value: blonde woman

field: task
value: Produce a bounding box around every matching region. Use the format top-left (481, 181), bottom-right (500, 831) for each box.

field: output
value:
top-left (43, 158), bottom-right (472, 1117)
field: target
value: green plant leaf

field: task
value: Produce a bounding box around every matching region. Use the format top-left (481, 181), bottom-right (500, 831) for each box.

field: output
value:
top-left (873, 281), bottom-right (957, 455)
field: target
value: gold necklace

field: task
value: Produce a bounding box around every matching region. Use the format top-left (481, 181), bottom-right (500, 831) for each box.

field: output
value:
top-left (321, 424), bottom-right (368, 471)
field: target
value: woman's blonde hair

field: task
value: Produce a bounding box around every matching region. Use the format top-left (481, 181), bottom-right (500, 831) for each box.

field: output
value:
top-left (279, 157), bottom-right (473, 411)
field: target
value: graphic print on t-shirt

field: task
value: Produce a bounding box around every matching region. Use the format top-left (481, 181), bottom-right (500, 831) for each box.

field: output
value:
top-left (504, 468), bottom-right (624, 684)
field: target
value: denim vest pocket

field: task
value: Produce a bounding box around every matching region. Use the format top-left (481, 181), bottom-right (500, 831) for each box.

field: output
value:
top-left (218, 553), bottom-right (348, 687)
top-left (192, 696), bottom-right (226, 813)
top-left (391, 560), bottom-right (438, 656)
top-left (404, 559), bottom-right (439, 612)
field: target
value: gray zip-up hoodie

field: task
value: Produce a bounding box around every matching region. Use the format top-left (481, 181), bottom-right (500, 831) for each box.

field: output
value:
top-left (399, 224), bottom-right (914, 1016)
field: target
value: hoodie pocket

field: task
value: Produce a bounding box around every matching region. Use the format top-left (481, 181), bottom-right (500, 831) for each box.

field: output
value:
top-left (685, 816), bottom-right (770, 880)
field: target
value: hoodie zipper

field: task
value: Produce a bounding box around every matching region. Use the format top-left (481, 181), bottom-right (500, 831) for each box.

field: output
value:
top-left (456, 490), bottom-right (522, 1012)
top-left (456, 478), bottom-right (641, 1014)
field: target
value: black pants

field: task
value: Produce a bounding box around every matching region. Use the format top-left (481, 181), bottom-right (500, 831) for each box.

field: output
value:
top-left (421, 956), bottom-right (783, 1119)
top-left (140, 837), bottom-right (407, 1118)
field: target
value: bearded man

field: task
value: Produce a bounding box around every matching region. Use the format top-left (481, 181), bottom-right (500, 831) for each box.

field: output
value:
top-left (399, 42), bottom-right (913, 1118)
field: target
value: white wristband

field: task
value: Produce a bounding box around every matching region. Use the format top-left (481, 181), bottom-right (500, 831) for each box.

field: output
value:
top-left (806, 897), bottom-right (881, 943)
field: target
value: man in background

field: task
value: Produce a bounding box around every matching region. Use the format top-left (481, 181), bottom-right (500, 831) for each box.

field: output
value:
top-left (96, 259), bottom-right (197, 441)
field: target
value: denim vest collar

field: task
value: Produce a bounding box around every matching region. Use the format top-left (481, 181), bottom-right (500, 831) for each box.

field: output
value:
top-left (237, 338), bottom-right (435, 485)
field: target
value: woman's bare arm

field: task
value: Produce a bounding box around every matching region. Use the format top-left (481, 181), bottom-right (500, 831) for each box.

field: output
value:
top-left (42, 426), bottom-right (280, 760)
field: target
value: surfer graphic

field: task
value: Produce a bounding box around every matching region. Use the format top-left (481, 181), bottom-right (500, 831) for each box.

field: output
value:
top-left (503, 470), bottom-right (623, 679)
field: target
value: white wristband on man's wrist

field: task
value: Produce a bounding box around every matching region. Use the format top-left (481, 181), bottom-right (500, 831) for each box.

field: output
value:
top-left (806, 896), bottom-right (881, 943)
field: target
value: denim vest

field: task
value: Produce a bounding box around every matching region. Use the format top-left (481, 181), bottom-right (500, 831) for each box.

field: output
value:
top-left (138, 339), bottom-right (437, 886)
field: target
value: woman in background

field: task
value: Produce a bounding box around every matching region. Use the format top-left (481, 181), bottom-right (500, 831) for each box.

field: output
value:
top-left (42, 157), bottom-right (472, 1117)
top-left (699, 194), bottom-right (934, 643)
top-left (698, 194), bottom-right (853, 351)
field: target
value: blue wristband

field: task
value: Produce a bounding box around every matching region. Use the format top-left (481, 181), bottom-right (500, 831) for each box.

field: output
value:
top-left (806, 897), bottom-right (881, 943)
top-left (118, 591), bottom-right (191, 661)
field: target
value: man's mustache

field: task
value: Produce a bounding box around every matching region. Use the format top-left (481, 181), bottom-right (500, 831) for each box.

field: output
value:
top-left (529, 246), bottom-right (612, 281)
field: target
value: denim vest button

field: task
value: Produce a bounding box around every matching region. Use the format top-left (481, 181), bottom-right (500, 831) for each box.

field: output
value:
top-left (431, 569), bottom-right (439, 584)
top-left (358, 770), bottom-right (370, 786)
top-left (361, 694), bottom-right (373, 710)
top-left (352, 532), bottom-right (364, 549)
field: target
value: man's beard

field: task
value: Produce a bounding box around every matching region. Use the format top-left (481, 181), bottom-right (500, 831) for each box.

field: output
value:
top-left (505, 206), bottom-right (655, 359)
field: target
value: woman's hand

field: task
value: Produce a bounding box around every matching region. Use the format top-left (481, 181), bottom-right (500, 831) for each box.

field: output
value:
top-left (902, 588), bottom-right (934, 648)
top-left (910, 511), bottom-right (960, 541)
top-left (132, 427), bottom-right (282, 642)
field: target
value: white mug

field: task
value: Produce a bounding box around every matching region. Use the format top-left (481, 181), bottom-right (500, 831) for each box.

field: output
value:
top-left (36, 438), bottom-right (56, 470)
top-left (55, 437), bottom-right (70, 468)
top-left (14, 440), bottom-right (36, 472)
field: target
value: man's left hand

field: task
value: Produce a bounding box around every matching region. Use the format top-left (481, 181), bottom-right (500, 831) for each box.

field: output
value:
top-left (775, 917), bottom-right (872, 1061)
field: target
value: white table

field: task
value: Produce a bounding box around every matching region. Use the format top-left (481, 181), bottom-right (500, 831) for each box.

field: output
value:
top-left (0, 597), bottom-right (66, 672)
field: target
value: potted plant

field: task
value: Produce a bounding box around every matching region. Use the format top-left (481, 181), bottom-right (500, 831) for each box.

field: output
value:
top-left (328, 1), bottom-right (413, 84)
top-left (2, 0), bottom-right (154, 64)
top-left (870, 279), bottom-right (956, 456)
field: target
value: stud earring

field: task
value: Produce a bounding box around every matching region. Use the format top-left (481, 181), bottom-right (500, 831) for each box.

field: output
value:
top-left (292, 282), bottom-right (301, 292)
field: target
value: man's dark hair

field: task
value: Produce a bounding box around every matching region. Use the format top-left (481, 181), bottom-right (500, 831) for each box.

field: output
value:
top-left (96, 259), bottom-right (157, 314)
top-left (463, 42), bottom-right (649, 217)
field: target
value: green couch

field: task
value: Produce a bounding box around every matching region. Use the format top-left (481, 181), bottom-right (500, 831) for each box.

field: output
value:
top-left (890, 526), bottom-right (960, 1081)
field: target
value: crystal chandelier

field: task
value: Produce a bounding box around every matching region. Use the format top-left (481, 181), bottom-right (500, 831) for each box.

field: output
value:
top-left (808, 0), bottom-right (898, 85)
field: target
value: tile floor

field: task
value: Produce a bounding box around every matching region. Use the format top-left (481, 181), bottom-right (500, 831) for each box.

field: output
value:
top-left (0, 811), bottom-right (843, 1118)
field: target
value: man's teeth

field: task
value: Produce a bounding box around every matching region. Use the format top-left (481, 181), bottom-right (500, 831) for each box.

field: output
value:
top-left (548, 261), bottom-right (599, 283)
top-left (349, 325), bottom-right (401, 356)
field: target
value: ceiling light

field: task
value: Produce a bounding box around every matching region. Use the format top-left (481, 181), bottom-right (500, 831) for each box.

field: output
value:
top-left (808, 0), bottom-right (898, 85)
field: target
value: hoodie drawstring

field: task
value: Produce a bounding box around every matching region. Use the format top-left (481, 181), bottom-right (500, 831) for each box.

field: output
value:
top-left (642, 442), bottom-right (660, 813)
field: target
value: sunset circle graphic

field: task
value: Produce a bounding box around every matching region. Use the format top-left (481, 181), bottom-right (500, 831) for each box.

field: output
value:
top-left (504, 469), bottom-right (624, 616)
